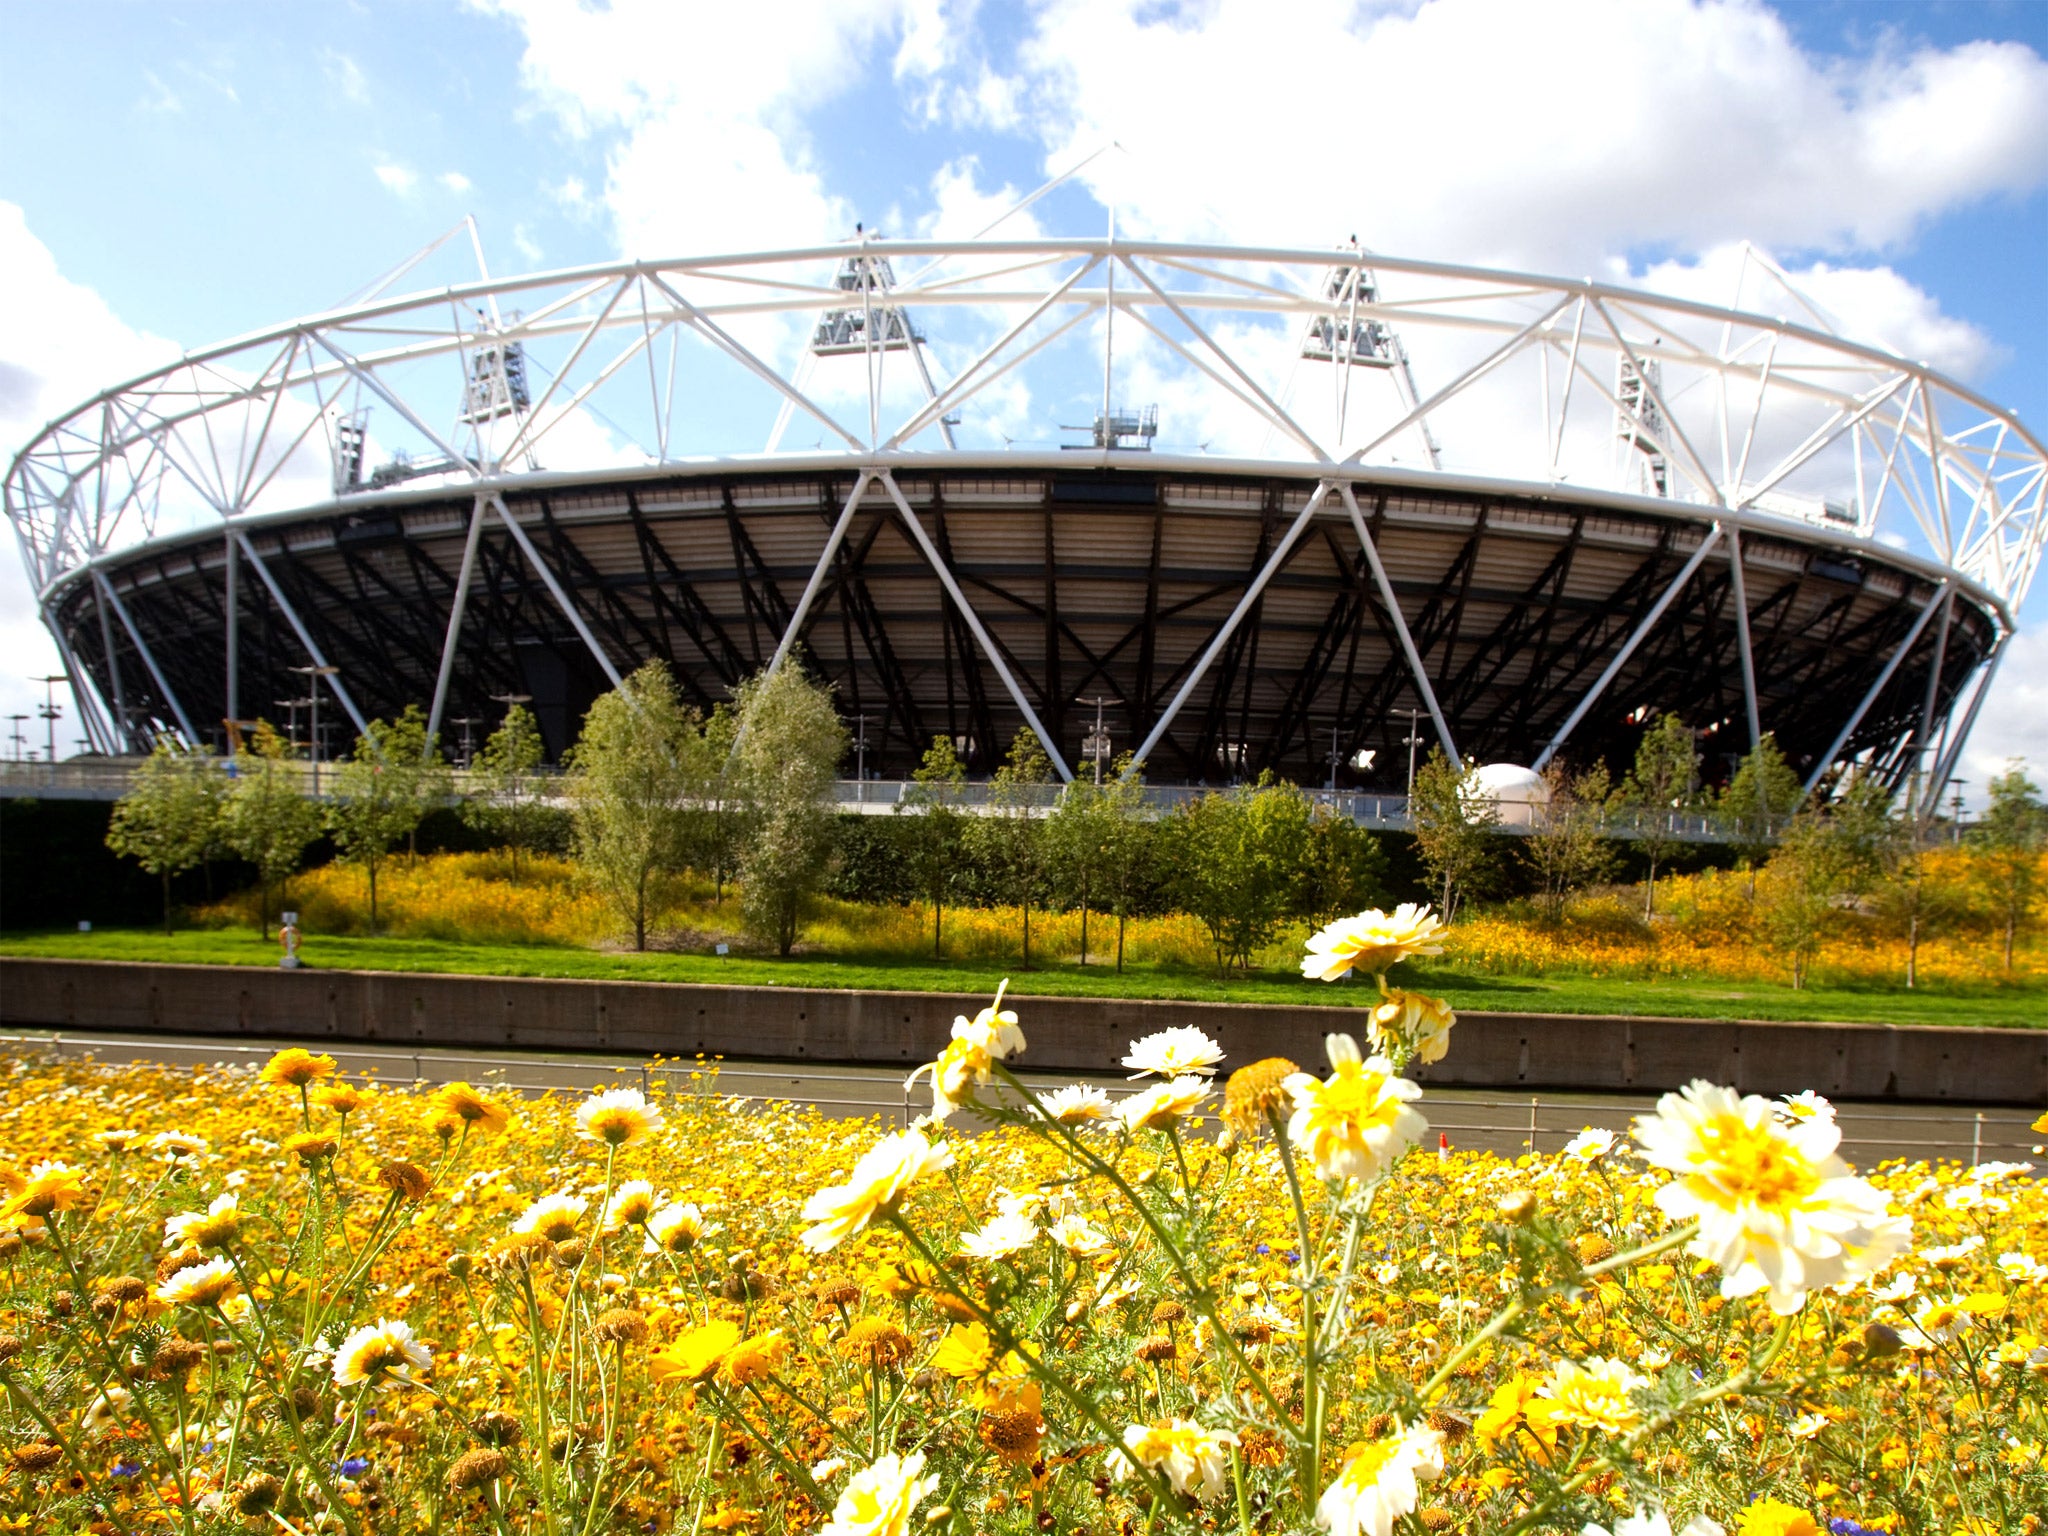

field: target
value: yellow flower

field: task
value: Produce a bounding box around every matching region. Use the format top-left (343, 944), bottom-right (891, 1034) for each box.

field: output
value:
top-left (650, 1319), bottom-right (742, 1384)
top-left (1283, 1036), bottom-right (1426, 1184)
top-left (719, 1329), bottom-right (789, 1386)
top-left (154, 1256), bottom-right (240, 1309)
top-left (427, 1081), bottom-right (511, 1136)
top-left (1115, 1419), bottom-right (1238, 1501)
top-left (164, 1193), bottom-right (241, 1250)
top-left (575, 1087), bottom-right (663, 1147)
top-left (906, 982), bottom-right (1026, 1121)
top-left (1474, 1375), bottom-right (1561, 1460)
top-left (1734, 1498), bottom-right (1821, 1536)
top-left (1316, 1425), bottom-right (1445, 1536)
top-left (817, 1451), bottom-right (939, 1536)
top-left (1365, 988), bottom-right (1456, 1066)
top-left (259, 1049), bottom-right (337, 1089)
top-left (90, 1129), bottom-right (143, 1153)
top-left (644, 1201), bottom-right (705, 1253)
top-left (2, 1162), bottom-right (86, 1221)
top-left (799, 1130), bottom-right (955, 1253)
top-left (512, 1193), bottom-right (587, 1243)
top-left (1114, 1076), bottom-right (1210, 1132)
top-left (282, 1132), bottom-right (337, 1164)
top-left (1539, 1357), bottom-right (1646, 1434)
top-left (331, 1319), bottom-right (431, 1390)
top-left (604, 1179), bottom-right (657, 1230)
top-left (1300, 904), bottom-right (1449, 982)
top-left (311, 1082), bottom-right (364, 1116)
top-left (1633, 1080), bottom-right (1909, 1314)
top-left (930, 1323), bottom-right (996, 1381)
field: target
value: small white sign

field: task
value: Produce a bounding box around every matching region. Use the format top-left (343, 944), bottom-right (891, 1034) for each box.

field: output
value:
top-left (77, 920), bottom-right (91, 933)
top-left (714, 943), bottom-right (729, 956)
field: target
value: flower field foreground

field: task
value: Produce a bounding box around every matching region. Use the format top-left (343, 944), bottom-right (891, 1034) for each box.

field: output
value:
top-left (0, 911), bottom-right (2043, 1534)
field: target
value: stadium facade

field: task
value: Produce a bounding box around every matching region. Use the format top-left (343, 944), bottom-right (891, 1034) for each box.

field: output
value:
top-left (7, 235), bottom-right (2042, 806)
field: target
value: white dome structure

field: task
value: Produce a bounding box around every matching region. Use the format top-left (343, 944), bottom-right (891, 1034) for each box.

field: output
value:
top-left (1466, 763), bottom-right (1551, 827)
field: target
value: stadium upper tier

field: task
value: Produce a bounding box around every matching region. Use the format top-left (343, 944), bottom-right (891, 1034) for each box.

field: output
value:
top-left (7, 235), bottom-right (2041, 804)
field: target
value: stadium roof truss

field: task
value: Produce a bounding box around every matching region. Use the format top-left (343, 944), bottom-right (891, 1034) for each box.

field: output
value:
top-left (8, 234), bottom-right (2043, 808)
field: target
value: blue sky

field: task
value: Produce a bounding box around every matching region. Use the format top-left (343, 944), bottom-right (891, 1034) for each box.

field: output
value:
top-left (2, 0), bottom-right (2045, 784)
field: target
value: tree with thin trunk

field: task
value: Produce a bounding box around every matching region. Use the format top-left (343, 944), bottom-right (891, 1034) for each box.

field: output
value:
top-left (898, 735), bottom-right (968, 959)
top-left (1297, 803), bottom-right (1391, 925)
top-left (565, 661), bottom-right (699, 952)
top-left (1714, 732), bottom-right (1803, 899)
top-left (1047, 773), bottom-right (1119, 965)
top-left (224, 721), bottom-right (323, 940)
top-left (461, 703), bottom-right (547, 877)
top-left (328, 709), bottom-right (438, 933)
top-left (1407, 748), bottom-right (1500, 920)
top-left (1970, 761), bottom-right (2045, 974)
top-left (731, 658), bottom-right (847, 957)
top-left (1873, 813), bottom-right (1965, 990)
top-left (1522, 761), bottom-right (1618, 922)
top-left (1620, 711), bottom-right (1700, 919)
top-left (974, 728), bottom-right (1054, 969)
top-left (1168, 774), bottom-right (1315, 976)
top-left (105, 740), bottom-right (227, 935)
top-left (1097, 759), bottom-right (1156, 973)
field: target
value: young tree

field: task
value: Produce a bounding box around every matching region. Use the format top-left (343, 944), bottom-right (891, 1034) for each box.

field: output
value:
top-left (698, 703), bottom-right (744, 904)
top-left (1296, 805), bottom-right (1391, 926)
top-left (1521, 761), bottom-right (1619, 922)
top-left (1407, 749), bottom-right (1500, 919)
top-left (1047, 775), bottom-right (1120, 964)
top-left (224, 721), bottom-right (323, 939)
top-left (1714, 733), bottom-right (1804, 897)
top-left (461, 703), bottom-right (548, 877)
top-left (1169, 775), bottom-right (1315, 975)
top-left (897, 735), bottom-right (969, 959)
top-left (383, 705), bottom-right (453, 863)
top-left (327, 708), bottom-right (439, 932)
top-left (565, 661), bottom-right (700, 951)
top-left (1872, 817), bottom-right (1966, 990)
top-left (105, 740), bottom-right (228, 935)
top-left (731, 661), bottom-right (847, 957)
top-left (1096, 757), bottom-right (1158, 973)
top-left (973, 728), bottom-right (1055, 969)
top-left (1755, 810), bottom-right (1844, 991)
top-left (1620, 712), bottom-right (1700, 919)
top-left (1970, 761), bottom-right (2045, 973)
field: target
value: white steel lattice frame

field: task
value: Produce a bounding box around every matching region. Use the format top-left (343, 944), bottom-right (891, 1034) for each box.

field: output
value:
top-left (8, 236), bottom-right (2043, 771)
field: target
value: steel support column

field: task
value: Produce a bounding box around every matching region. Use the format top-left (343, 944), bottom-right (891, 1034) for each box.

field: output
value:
top-left (1925, 632), bottom-right (2006, 802)
top-left (1911, 588), bottom-right (1956, 814)
top-left (233, 531), bottom-right (373, 740)
top-left (1128, 482), bottom-right (1332, 773)
top-left (92, 569), bottom-right (199, 743)
top-left (224, 526), bottom-right (239, 728)
top-left (1801, 584), bottom-right (1950, 797)
top-left (765, 471), bottom-right (874, 678)
top-left (1335, 481), bottom-right (1461, 766)
top-left (877, 470), bottom-right (1074, 782)
top-left (1534, 526), bottom-right (1724, 772)
top-left (1722, 523), bottom-right (1761, 750)
top-left (427, 495), bottom-right (490, 743)
top-left (490, 496), bottom-right (628, 692)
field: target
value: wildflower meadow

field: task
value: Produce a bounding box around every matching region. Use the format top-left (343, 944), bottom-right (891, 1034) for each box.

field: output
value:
top-left (0, 908), bottom-right (2043, 1534)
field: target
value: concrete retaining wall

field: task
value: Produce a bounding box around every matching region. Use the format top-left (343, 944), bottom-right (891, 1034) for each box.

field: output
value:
top-left (2, 957), bottom-right (2043, 1106)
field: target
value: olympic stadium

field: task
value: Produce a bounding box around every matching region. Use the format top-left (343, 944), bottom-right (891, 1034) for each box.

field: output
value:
top-left (7, 229), bottom-right (2042, 807)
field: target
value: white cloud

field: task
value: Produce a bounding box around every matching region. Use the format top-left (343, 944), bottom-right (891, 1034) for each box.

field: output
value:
top-left (1962, 625), bottom-right (2048, 794)
top-left (440, 171), bottom-right (474, 195)
top-left (138, 69), bottom-right (182, 115)
top-left (324, 49), bottom-right (369, 105)
top-left (1002, 0), bottom-right (2048, 270)
top-left (511, 223), bottom-right (543, 265)
top-left (0, 204), bottom-right (182, 749)
top-left (374, 163), bottom-right (419, 197)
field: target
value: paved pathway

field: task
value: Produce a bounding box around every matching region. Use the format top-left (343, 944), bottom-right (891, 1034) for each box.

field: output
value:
top-left (2, 1027), bottom-right (2037, 1169)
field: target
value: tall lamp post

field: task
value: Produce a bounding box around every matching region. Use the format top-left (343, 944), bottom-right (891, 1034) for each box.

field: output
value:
top-left (32, 675), bottom-right (66, 764)
top-left (1948, 777), bottom-right (1966, 845)
top-left (288, 665), bottom-right (340, 794)
top-left (1398, 705), bottom-right (1423, 798)
top-left (1077, 695), bottom-right (1111, 785)
top-left (6, 714), bottom-right (27, 762)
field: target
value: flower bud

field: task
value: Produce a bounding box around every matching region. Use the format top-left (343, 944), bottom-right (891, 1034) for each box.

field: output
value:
top-left (1496, 1190), bottom-right (1538, 1225)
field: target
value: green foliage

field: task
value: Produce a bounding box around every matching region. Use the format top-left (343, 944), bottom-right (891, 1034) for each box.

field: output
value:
top-left (564, 662), bottom-right (704, 951)
top-left (1970, 761), bottom-right (2046, 972)
top-left (1620, 712), bottom-right (1701, 917)
top-left (897, 735), bottom-right (970, 958)
top-left (1407, 748), bottom-right (1500, 919)
top-left (326, 705), bottom-right (443, 932)
top-left (460, 703), bottom-right (548, 877)
top-left (1521, 762), bottom-right (1619, 921)
top-left (223, 721), bottom-right (324, 939)
top-left (731, 660), bottom-right (848, 956)
top-left (1754, 777), bottom-right (1898, 992)
top-left (971, 728), bottom-right (1055, 968)
top-left (1167, 774), bottom-right (1314, 974)
top-left (1714, 732), bottom-right (1803, 876)
top-left (104, 740), bottom-right (228, 934)
top-left (1296, 802), bottom-right (1392, 925)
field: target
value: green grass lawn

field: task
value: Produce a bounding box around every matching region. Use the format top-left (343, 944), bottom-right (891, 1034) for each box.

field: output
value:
top-left (4, 925), bottom-right (2044, 1028)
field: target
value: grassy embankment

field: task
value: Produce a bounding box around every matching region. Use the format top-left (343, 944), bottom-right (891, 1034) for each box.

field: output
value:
top-left (4, 923), bottom-right (2045, 1028)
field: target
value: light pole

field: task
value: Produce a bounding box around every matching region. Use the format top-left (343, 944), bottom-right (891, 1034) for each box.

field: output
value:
top-left (1399, 706), bottom-right (1423, 798)
top-left (32, 675), bottom-right (66, 764)
top-left (1948, 777), bottom-right (1966, 845)
top-left (851, 713), bottom-right (871, 785)
top-left (453, 717), bottom-right (480, 766)
top-left (1077, 695), bottom-right (1111, 785)
top-left (1324, 724), bottom-right (1344, 792)
top-left (6, 715), bottom-right (26, 762)
top-left (276, 697), bottom-right (312, 759)
top-left (289, 664), bottom-right (340, 794)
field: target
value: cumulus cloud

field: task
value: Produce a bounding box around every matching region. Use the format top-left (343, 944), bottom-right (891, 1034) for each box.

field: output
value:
top-left (1962, 625), bottom-right (2048, 796)
top-left (374, 163), bottom-right (419, 197)
top-left (324, 49), bottom-right (369, 105)
top-left (440, 171), bottom-right (475, 196)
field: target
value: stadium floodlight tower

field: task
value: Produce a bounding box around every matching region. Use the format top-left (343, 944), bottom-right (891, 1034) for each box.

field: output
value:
top-left (6, 220), bottom-right (2042, 813)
